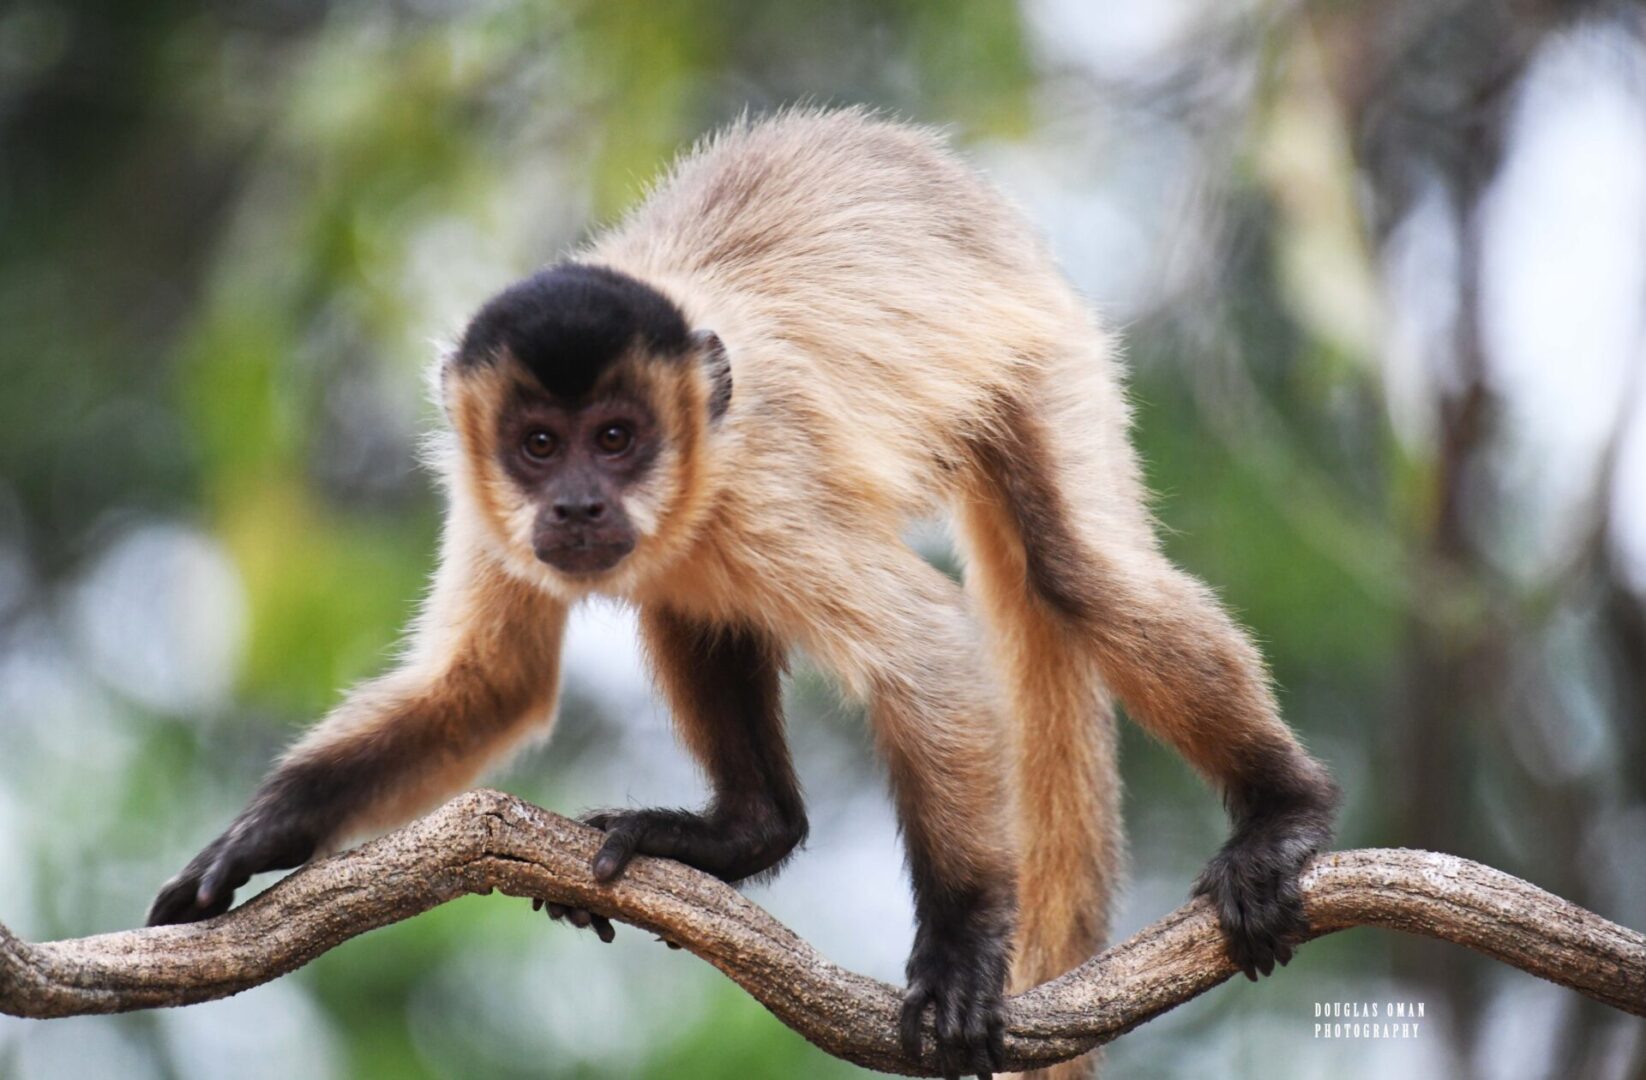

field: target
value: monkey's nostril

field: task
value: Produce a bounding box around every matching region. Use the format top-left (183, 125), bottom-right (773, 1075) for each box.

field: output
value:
top-left (551, 498), bottom-right (605, 524)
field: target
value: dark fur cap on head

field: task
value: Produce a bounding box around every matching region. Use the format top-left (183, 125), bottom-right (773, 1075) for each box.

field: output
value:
top-left (456, 263), bottom-right (692, 400)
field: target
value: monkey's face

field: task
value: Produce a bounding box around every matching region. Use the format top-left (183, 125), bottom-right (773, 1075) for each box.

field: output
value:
top-left (443, 263), bottom-right (730, 596)
top-left (496, 388), bottom-right (660, 577)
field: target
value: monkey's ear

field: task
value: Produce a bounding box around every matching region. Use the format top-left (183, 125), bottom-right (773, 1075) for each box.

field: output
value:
top-left (691, 329), bottom-right (732, 422)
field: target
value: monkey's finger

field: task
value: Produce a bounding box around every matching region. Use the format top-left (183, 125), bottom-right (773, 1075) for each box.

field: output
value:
top-left (531, 898), bottom-right (543, 912)
top-left (591, 827), bottom-right (643, 883)
top-left (1236, 925), bottom-right (1276, 980)
top-left (986, 1006), bottom-right (1006, 1074)
top-left (933, 984), bottom-right (972, 1079)
top-left (581, 810), bottom-right (616, 832)
top-left (934, 984), bottom-right (964, 1051)
top-left (197, 851), bottom-right (253, 912)
top-left (565, 907), bottom-right (593, 929)
top-left (899, 985), bottom-right (934, 1065)
top-left (590, 914), bottom-right (616, 943)
top-left (1219, 898), bottom-right (1264, 980)
top-left (961, 998), bottom-right (999, 1078)
top-left (1250, 915), bottom-right (1281, 976)
top-left (147, 874), bottom-right (208, 927)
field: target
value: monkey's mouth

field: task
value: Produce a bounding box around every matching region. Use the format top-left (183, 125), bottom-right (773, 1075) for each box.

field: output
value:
top-left (534, 535), bottom-right (636, 576)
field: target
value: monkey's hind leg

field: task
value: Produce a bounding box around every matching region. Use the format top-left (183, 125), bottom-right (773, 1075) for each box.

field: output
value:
top-left (974, 388), bottom-right (1339, 992)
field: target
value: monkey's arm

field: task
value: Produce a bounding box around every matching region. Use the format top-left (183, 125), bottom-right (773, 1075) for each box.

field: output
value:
top-left (147, 543), bottom-right (567, 926)
top-left (980, 406), bottom-right (1340, 983)
top-left (1085, 558), bottom-right (1339, 978)
top-left (577, 608), bottom-right (808, 888)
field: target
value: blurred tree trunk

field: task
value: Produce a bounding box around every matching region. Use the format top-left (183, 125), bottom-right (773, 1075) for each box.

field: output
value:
top-left (1312, 1), bottom-right (1646, 1075)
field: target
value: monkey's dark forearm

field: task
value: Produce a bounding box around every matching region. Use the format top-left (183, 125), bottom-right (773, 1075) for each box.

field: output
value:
top-left (589, 610), bottom-right (807, 886)
top-left (1228, 747), bottom-right (1340, 839)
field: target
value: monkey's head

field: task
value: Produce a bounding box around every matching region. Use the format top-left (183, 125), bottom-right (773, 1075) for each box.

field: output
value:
top-left (441, 263), bottom-right (731, 594)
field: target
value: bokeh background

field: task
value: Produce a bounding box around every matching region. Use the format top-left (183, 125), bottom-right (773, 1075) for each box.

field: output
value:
top-left (1, 0), bottom-right (1643, 1077)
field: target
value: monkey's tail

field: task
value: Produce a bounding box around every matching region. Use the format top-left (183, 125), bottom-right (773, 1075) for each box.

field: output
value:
top-left (957, 484), bottom-right (1125, 1080)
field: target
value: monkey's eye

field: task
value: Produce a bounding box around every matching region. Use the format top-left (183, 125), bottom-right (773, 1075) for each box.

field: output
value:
top-left (522, 430), bottom-right (557, 460)
top-left (594, 423), bottom-right (633, 455)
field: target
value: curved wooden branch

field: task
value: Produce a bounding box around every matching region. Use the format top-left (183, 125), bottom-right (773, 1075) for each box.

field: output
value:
top-left (2, 790), bottom-right (1641, 1074)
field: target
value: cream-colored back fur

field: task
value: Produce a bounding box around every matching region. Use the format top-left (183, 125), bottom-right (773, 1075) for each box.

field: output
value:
top-left (583, 107), bottom-right (1137, 630)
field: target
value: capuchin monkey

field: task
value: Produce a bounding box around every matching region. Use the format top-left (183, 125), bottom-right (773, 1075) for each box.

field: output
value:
top-left (148, 108), bottom-right (1338, 1079)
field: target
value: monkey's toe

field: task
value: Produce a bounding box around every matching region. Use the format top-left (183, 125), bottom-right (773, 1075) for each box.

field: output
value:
top-left (531, 897), bottom-right (615, 943)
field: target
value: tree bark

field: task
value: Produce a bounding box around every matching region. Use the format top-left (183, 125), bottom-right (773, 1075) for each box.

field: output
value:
top-left (1, 790), bottom-right (1641, 1075)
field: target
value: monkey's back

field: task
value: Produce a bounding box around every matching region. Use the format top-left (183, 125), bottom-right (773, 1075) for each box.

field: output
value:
top-left (589, 108), bottom-right (1126, 526)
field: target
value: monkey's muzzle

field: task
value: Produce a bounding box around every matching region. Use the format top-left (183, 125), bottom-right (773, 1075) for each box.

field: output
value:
top-left (533, 533), bottom-right (636, 576)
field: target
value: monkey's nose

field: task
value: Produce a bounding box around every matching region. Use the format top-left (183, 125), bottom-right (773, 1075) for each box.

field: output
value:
top-left (552, 497), bottom-right (607, 524)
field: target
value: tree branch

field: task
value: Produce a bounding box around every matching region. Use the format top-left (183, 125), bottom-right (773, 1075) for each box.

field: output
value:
top-left (2, 790), bottom-right (1641, 1074)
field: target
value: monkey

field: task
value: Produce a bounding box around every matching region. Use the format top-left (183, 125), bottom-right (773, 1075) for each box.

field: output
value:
top-left (147, 107), bottom-right (1339, 1080)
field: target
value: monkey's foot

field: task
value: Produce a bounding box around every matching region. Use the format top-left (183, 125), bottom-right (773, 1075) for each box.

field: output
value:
top-left (900, 918), bottom-right (1010, 1080)
top-left (1192, 814), bottom-right (1332, 980)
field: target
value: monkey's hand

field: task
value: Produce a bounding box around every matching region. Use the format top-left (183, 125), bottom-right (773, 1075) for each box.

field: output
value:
top-left (1192, 798), bottom-right (1335, 980)
top-left (146, 800), bottom-right (324, 926)
top-left (900, 896), bottom-right (1012, 1080)
top-left (538, 804), bottom-right (807, 942)
top-left (584, 803), bottom-right (807, 883)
